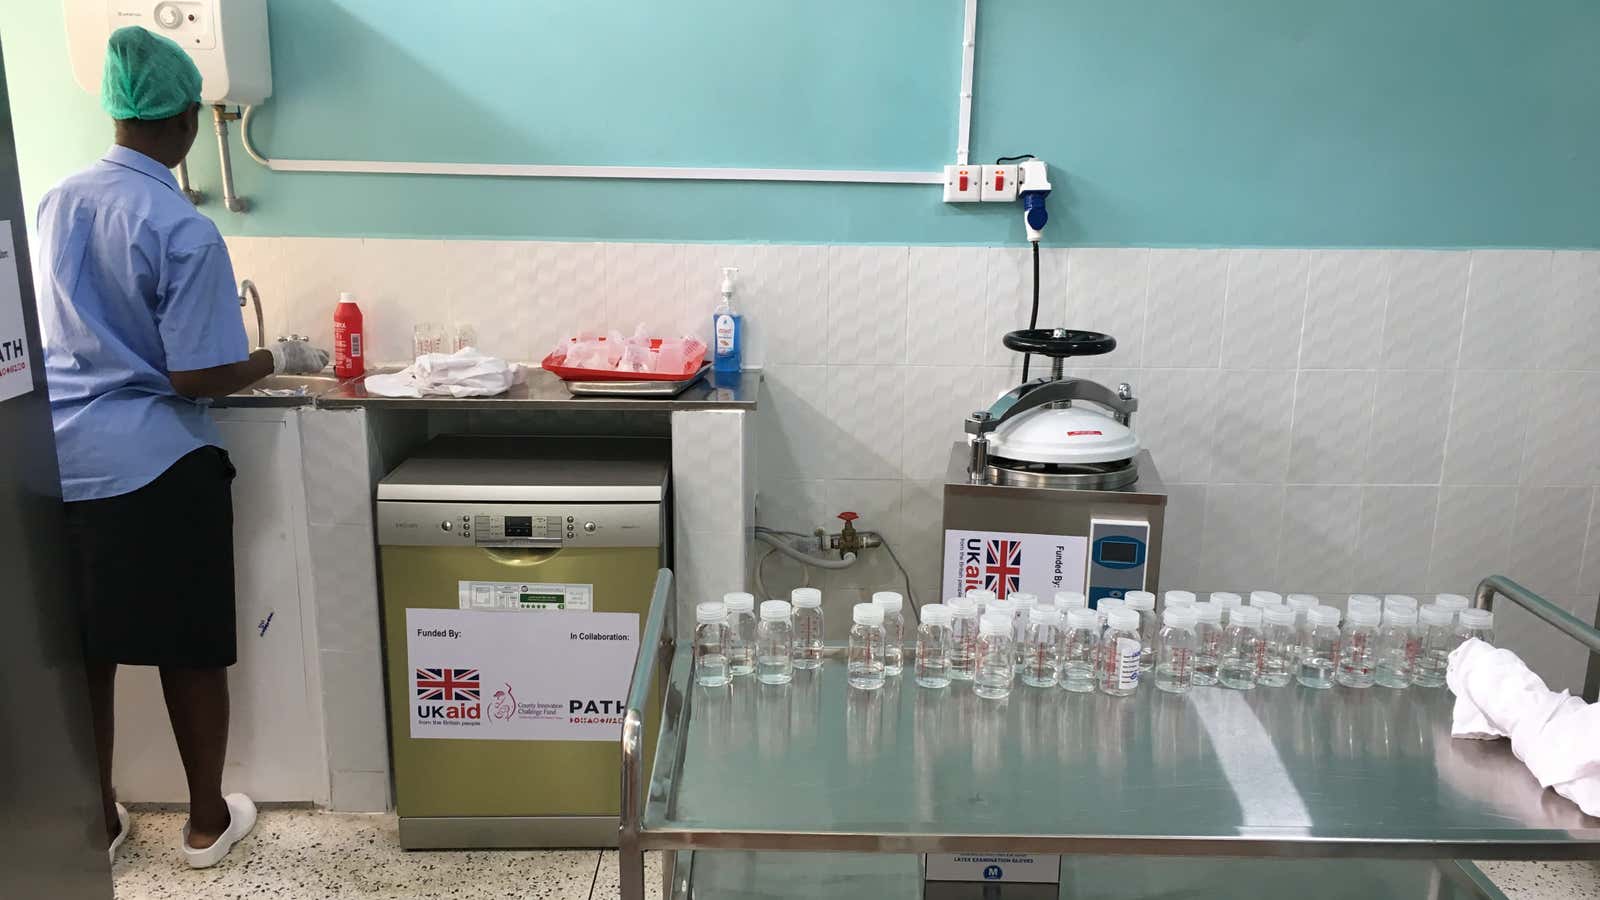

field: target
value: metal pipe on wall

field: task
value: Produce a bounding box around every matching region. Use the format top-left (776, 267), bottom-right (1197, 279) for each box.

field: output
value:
top-left (211, 104), bottom-right (247, 212)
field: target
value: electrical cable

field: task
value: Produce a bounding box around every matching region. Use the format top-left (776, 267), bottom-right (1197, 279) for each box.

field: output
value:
top-left (875, 535), bottom-right (921, 622)
top-left (1020, 239), bottom-right (1041, 382)
top-left (995, 154), bottom-right (1036, 164)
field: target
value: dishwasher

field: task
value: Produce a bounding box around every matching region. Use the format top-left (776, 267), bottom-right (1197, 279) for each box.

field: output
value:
top-left (375, 435), bottom-right (667, 849)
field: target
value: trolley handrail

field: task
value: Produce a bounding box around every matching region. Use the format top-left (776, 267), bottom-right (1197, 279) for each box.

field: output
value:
top-left (1472, 574), bottom-right (1600, 655)
top-left (620, 568), bottom-right (674, 898)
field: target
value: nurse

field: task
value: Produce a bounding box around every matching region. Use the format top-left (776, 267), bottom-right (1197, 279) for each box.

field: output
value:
top-left (32, 28), bottom-right (327, 867)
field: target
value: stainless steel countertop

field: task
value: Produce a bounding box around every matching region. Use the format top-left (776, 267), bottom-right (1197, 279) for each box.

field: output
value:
top-left (639, 650), bottom-right (1600, 859)
top-left (318, 368), bottom-right (760, 411)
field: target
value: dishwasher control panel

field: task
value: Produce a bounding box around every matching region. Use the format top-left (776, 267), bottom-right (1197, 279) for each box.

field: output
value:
top-left (376, 501), bottom-right (661, 549)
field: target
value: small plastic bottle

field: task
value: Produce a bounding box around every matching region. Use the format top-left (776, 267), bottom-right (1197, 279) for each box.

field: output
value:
top-left (1286, 593), bottom-right (1320, 626)
top-left (847, 603), bottom-right (886, 691)
top-left (1336, 605), bottom-right (1382, 688)
top-left (1008, 592), bottom-right (1038, 667)
top-left (1218, 606), bottom-right (1265, 691)
top-left (1383, 595), bottom-right (1418, 623)
top-left (1098, 608), bottom-right (1142, 697)
top-left (986, 597), bottom-right (1015, 630)
top-left (723, 592), bottom-right (757, 677)
top-left (1164, 590), bottom-right (1197, 608)
top-left (1020, 606), bottom-right (1062, 688)
top-left (873, 591), bottom-right (906, 677)
top-left (790, 587), bottom-right (825, 670)
top-left (756, 600), bottom-right (795, 685)
top-left (694, 601), bottom-right (731, 688)
top-left (1058, 608), bottom-right (1100, 693)
top-left (1374, 607), bottom-right (1419, 689)
top-left (948, 596), bottom-right (981, 681)
top-left (1434, 594), bottom-right (1470, 621)
top-left (1249, 590), bottom-right (1284, 610)
top-left (1155, 605), bottom-right (1199, 694)
top-left (974, 613), bottom-right (1015, 700)
top-left (1297, 605), bottom-right (1343, 689)
top-left (1347, 594), bottom-right (1382, 618)
top-left (1054, 590), bottom-right (1088, 611)
top-left (914, 604), bottom-right (953, 689)
top-left (1192, 602), bottom-right (1224, 686)
top-left (1457, 608), bottom-right (1495, 645)
top-left (1096, 596), bottom-right (1126, 633)
top-left (965, 588), bottom-right (998, 612)
top-left (1258, 605), bottom-right (1297, 687)
top-left (1125, 591), bottom-right (1158, 672)
top-left (1412, 604), bottom-right (1457, 688)
top-left (1211, 592), bottom-right (1243, 614)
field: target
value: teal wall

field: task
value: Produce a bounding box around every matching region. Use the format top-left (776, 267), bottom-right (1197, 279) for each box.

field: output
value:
top-left (4, 0), bottom-right (1598, 247)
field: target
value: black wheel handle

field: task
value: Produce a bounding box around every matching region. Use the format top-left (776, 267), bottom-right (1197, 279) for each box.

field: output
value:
top-left (1002, 328), bottom-right (1117, 358)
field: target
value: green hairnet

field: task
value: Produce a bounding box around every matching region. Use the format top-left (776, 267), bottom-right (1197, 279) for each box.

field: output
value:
top-left (101, 26), bottom-right (202, 121)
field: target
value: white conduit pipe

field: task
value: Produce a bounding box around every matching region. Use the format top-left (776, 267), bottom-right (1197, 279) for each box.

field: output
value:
top-left (956, 0), bottom-right (978, 166)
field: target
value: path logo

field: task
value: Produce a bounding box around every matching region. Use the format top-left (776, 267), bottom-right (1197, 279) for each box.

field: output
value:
top-left (415, 667), bottom-right (481, 721)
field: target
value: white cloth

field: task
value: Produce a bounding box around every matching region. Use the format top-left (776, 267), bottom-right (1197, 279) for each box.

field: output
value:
top-left (364, 348), bottom-right (527, 398)
top-left (1446, 637), bottom-right (1600, 815)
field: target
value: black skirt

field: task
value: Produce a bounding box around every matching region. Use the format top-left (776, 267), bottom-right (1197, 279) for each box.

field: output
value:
top-left (63, 446), bottom-right (238, 668)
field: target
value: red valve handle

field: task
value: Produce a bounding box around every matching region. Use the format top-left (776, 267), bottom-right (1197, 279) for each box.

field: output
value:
top-left (837, 511), bottom-right (859, 523)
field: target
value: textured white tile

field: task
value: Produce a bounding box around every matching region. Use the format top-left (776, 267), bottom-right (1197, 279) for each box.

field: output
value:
top-left (1459, 250), bottom-right (1551, 370)
top-left (1521, 371), bottom-right (1600, 485)
top-left (1426, 486), bottom-right (1516, 596)
top-left (984, 247), bottom-right (1067, 367)
top-left (318, 649), bottom-right (389, 775)
top-left (1132, 368), bottom-right (1220, 484)
top-left (1441, 370), bottom-right (1535, 485)
top-left (1542, 251), bottom-right (1600, 372)
top-left (1064, 248), bottom-right (1148, 368)
top-left (356, 239), bottom-right (453, 364)
top-left (898, 479), bottom-right (946, 602)
top-left (755, 245), bottom-right (830, 365)
top-left (329, 770), bottom-right (390, 813)
top-left (604, 243), bottom-right (686, 336)
top-left (301, 409), bottom-right (374, 527)
top-left (1219, 250), bottom-right (1308, 370)
top-left (671, 411), bottom-right (748, 535)
top-left (1380, 251), bottom-right (1469, 370)
top-left (1158, 484), bottom-right (1207, 593)
top-left (823, 365), bottom-right (905, 480)
top-left (901, 366), bottom-right (990, 480)
top-left (1507, 486), bottom-right (1593, 602)
top-left (1277, 485), bottom-right (1362, 594)
top-left (1364, 370), bottom-right (1454, 485)
top-left (224, 237), bottom-right (288, 347)
top-left (308, 523), bottom-right (381, 656)
top-left (1210, 370), bottom-right (1295, 483)
top-left (755, 478), bottom-right (828, 534)
top-left (906, 247), bottom-right (987, 365)
top-left (1300, 251), bottom-right (1388, 369)
top-left (1199, 484), bottom-right (1285, 591)
top-left (827, 246), bottom-right (908, 364)
top-left (1354, 485), bottom-right (1439, 594)
top-left (755, 365), bottom-right (830, 480)
top-left (438, 240), bottom-right (542, 362)
top-left (1142, 249), bottom-right (1227, 368)
top-left (275, 237), bottom-right (365, 354)
top-left (529, 242), bottom-right (607, 353)
top-left (1287, 370), bottom-right (1376, 484)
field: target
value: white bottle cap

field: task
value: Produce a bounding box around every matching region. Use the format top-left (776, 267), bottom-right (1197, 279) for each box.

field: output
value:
top-left (979, 613), bottom-right (1011, 636)
top-left (1249, 590), bottom-right (1284, 608)
top-left (791, 587), bottom-right (822, 609)
top-left (723, 592), bottom-right (755, 612)
top-left (966, 588), bottom-right (998, 606)
top-left (1286, 593), bottom-right (1320, 612)
top-left (1098, 597), bottom-right (1126, 613)
top-left (921, 604), bottom-right (952, 626)
top-left (872, 591), bottom-right (904, 612)
top-left (1125, 591), bottom-right (1155, 611)
top-left (1029, 605), bottom-right (1062, 625)
top-left (1458, 608), bottom-right (1494, 630)
top-left (1418, 604), bottom-right (1454, 627)
top-left (1193, 602), bottom-right (1223, 624)
top-left (1054, 591), bottom-right (1088, 609)
top-left (1211, 592), bottom-right (1243, 610)
top-left (760, 600), bottom-right (792, 621)
top-left (947, 596), bottom-right (978, 617)
top-left (1434, 594), bottom-right (1470, 612)
top-left (1228, 606), bottom-right (1264, 628)
top-left (1383, 607), bottom-right (1418, 627)
top-left (1164, 590), bottom-right (1197, 607)
top-left (986, 598), bottom-right (1015, 617)
top-left (1383, 594), bottom-right (1418, 613)
top-left (339, 291), bottom-right (356, 304)
top-left (696, 601), bottom-right (728, 624)
top-left (1347, 594), bottom-right (1382, 615)
top-left (852, 603), bottom-right (884, 627)
top-left (1163, 606), bottom-right (1198, 628)
top-left (1105, 608), bottom-right (1140, 632)
top-left (1009, 591), bottom-right (1038, 610)
top-left (1066, 608), bottom-right (1100, 630)
top-left (1347, 607), bottom-right (1381, 628)
top-left (1308, 605), bottom-right (1342, 628)
top-left (1263, 605), bottom-right (1297, 627)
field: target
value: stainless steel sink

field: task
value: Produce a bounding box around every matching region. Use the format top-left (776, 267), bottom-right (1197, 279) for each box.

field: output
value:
top-left (219, 372), bottom-right (345, 406)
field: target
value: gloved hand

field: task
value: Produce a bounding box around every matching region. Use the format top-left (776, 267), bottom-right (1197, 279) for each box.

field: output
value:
top-left (269, 339), bottom-right (331, 375)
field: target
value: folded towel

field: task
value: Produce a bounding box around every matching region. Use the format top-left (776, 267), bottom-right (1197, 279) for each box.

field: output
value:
top-left (365, 348), bottom-right (526, 398)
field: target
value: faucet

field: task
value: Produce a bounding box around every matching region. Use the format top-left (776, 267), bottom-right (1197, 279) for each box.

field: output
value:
top-left (238, 279), bottom-right (264, 350)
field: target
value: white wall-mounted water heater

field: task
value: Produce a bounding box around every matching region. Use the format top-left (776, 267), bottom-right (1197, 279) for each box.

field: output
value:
top-left (64, 0), bottom-right (271, 107)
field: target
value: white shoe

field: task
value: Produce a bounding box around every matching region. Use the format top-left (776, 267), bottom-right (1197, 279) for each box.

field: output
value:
top-left (108, 803), bottom-right (130, 864)
top-left (180, 793), bottom-right (257, 869)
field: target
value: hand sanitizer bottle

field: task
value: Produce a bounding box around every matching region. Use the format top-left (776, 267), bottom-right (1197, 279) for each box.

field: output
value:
top-left (712, 267), bottom-right (742, 376)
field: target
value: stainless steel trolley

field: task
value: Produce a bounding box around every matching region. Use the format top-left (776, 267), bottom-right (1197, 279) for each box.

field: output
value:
top-left (619, 573), bottom-right (1600, 899)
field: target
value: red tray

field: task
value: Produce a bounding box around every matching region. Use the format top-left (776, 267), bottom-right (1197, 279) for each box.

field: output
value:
top-left (540, 337), bottom-right (707, 382)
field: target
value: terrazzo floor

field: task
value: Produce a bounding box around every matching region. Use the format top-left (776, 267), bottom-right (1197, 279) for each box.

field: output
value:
top-left (111, 808), bottom-right (1598, 900)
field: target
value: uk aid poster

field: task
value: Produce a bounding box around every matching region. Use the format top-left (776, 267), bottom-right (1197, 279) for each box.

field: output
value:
top-left (0, 223), bottom-right (33, 403)
top-left (942, 529), bottom-right (1088, 601)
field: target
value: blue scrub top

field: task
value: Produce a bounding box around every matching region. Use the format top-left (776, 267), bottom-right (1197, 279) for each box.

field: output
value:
top-left (34, 145), bottom-right (249, 502)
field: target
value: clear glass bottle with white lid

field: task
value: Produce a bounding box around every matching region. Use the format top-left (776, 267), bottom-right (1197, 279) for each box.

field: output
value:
top-left (1098, 608), bottom-right (1142, 697)
top-left (1020, 606), bottom-right (1062, 687)
top-left (756, 600), bottom-right (795, 685)
top-left (1383, 594), bottom-right (1418, 619)
top-left (1125, 591), bottom-right (1157, 672)
top-left (1336, 605), bottom-right (1381, 688)
top-left (723, 592), bottom-right (757, 677)
top-left (1434, 594), bottom-right (1470, 621)
top-left (974, 613), bottom-right (1015, 700)
top-left (1259, 605), bottom-right (1297, 687)
top-left (966, 588), bottom-right (998, 612)
top-left (947, 596), bottom-right (981, 681)
top-left (1154, 605), bottom-right (1198, 694)
top-left (694, 601), bottom-right (731, 688)
top-left (1058, 607), bottom-right (1100, 693)
top-left (1412, 604), bottom-right (1457, 688)
top-left (1054, 590), bottom-right (1088, 611)
top-left (1164, 590), bottom-right (1197, 608)
top-left (1297, 605), bottom-right (1343, 689)
top-left (1248, 590), bottom-right (1283, 610)
top-left (1211, 592), bottom-right (1243, 614)
top-left (1192, 602), bottom-right (1223, 686)
top-left (1457, 608), bottom-right (1495, 645)
top-left (1096, 596), bottom-right (1126, 632)
top-left (1347, 594), bottom-right (1381, 619)
top-left (1375, 607), bottom-right (1419, 689)
top-left (790, 587), bottom-right (824, 670)
top-left (846, 603), bottom-right (886, 691)
top-left (1218, 606), bottom-right (1265, 690)
top-left (914, 603), bottom-right (953, 689)
top-left (872, 591), bottom-right (906, 676)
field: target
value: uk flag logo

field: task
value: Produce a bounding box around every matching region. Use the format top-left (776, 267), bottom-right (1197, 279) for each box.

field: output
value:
top-left (984, 540), bottom-right (1022, 598)
top-left (415, 668), bottom-right (480, 702)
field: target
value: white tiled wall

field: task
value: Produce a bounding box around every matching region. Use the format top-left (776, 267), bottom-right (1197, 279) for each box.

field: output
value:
top-left (230, 237), bottom-right (1600, 694)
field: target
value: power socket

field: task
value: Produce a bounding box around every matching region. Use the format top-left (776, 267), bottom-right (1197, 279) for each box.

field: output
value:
top-left (943, 164), bottom-right (981, 202)
top-left (980, 164), bottom-right (1019, 202)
